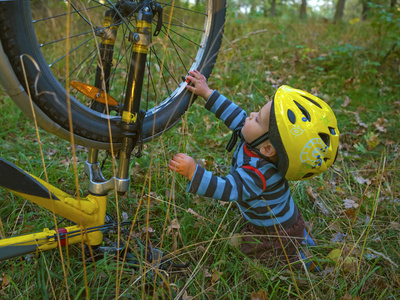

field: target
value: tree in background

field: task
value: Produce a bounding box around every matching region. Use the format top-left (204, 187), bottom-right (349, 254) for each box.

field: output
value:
top-left (361, 0), bottom-right (370, 20)
top-left (300, 0), bottom-right (307, 19)
top-left (269, 0), bottom-right (277, 17)
top-left (334, 0), bottom-right (346, 22)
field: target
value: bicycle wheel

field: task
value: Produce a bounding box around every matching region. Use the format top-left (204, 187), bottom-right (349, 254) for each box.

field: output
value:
top-left (0, 0), bottom-right (225, 148)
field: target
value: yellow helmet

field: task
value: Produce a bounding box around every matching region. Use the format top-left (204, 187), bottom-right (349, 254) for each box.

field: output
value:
top-left (269, 86), bottom-right (339, 181)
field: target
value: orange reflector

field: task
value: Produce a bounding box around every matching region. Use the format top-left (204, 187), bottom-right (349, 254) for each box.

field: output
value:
top-left (70, 81), bottom-right (119, 106)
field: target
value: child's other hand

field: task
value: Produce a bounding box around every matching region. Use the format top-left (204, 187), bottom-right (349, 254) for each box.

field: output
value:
top-left (186, 70), bottom-right (213, 100)
top-left (168, 153), bottom-right (197, 181)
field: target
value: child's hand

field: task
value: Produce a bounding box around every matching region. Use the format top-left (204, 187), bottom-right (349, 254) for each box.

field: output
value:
top-left (168, 153), bottom-right (197, 181)
top-left (186, 70), bottom-right (213, 100)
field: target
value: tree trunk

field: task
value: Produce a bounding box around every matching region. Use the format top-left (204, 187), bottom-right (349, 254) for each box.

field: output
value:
top-left (300, 0), bottom-right (307, 19)
top-left (361, 0), bottom-right (369, 20)
top-left (263, 0), bottom-right (267, 17)
top-left (334, 0), bottom-right (346, 23)
top-left (390, 0), bottom-right (397, 8)
top-left (270, 0), bottom-right (276, 17)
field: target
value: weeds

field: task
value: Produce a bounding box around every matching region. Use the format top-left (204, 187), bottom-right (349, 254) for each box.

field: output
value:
top-left (1, 11), bottom-right (399, 300)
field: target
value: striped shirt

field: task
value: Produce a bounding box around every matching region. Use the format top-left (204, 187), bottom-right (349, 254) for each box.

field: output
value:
top-left (187, 91), bottom-right (298, 229)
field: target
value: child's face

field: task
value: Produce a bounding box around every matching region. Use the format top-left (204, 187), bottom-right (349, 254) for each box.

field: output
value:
top-left (241, 101), bottom-right (272, 147)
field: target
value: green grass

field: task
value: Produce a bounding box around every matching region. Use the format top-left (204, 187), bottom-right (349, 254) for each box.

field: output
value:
top-left (1, 10), bottom-right (400, 300)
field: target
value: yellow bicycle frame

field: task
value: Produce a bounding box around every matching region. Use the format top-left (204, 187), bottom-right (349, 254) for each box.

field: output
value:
top-left (0, 158), bottom-right (107, 260)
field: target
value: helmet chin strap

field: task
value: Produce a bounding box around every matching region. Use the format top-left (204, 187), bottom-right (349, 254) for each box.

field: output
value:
top-left (247, 131), bottom-right (270, 149)
top-left (246, 131), bottom-right (274, 163)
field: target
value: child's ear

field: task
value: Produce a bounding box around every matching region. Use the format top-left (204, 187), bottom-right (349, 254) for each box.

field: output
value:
top-left (260, 144), bottom-right (276, 158)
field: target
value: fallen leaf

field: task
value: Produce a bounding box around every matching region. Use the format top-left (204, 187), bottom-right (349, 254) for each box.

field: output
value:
top-left (327, 248), bottom-right (342, 263)
top-left (365, 132), bottom-right (380, 150)
top-left (343, 199), bottom-right (359, 209)
top-left (354, 112), bottom-right (368, 128)
top-left (354, 175), bottom-right (371, 185)
top-left (181, 291), bottom-right (194, 300)
top-left (167, 218), bottom-right (180, 235)
top-left (211, 269), bottom-right (223, 284)
top-left (171, 231), bottom-right (179, 252)
top-left (373, 117), bottom-right (388, 133)
top-left (341, 294), bottom-right (361, 300)
top-left (187, 208), bottom-right (202, 220)
top-left (1, 273), bottom-right (10, 288)
top-left (122, 212), bottom-right (129, 221)
top-left (251, 290), bottom-right (269, 300)
top-left (344, 78), bottom-right (354, 89)
top-left (227, 233), bottom-right (241, 248)
top-left (344, 208), bottom-right (357, 220)
top-left (343, 96), bottom-right (351, 107)
top-left (342, 256), bottom-right (358, 273)
top-left (141, 226), bottom-right (155, 234)
top-left (306, 186), bottom-right (318, 201)
top-left (332, 232), bottom-right (347, 243)
top-left (389, 222), bottom-right (400, 231)
top-left (203, 268), bottom-right (212, 278)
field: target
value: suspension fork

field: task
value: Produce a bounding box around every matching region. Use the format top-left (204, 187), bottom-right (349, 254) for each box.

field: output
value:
top-left (91, 8), bottom-right (119, 112)
top-left (85, 3), bottom-right (155, 195)
top-left (117, 7), bottom-right (153, 181)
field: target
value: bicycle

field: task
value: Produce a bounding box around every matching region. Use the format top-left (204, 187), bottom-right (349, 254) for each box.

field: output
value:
top-left (0, 0), bottom-right (226, 297)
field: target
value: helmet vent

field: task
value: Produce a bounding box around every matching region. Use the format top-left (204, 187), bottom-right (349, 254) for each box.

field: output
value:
top-left (319, 133), bottom-right (330, 147)
top-left (329, 127), bottom-right (336, 135)
top-left (294, 101), bottom-right (311, 121)
top-left (287, 109), bottom-right (296, 124)
top-left (303, 173), bottom-right (314, 179)
top-left (301, 95), bottom-right (322, 109)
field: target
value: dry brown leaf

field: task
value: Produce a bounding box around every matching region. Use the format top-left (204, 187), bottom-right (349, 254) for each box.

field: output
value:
top-left (341, 294), bottom-right (361, 300)
top-left (167, 218), bottom-right (180, 235)
top-left (306, 186), bottom-right (318, 202)
top-left (354, 112), bottom-right (368, 128)
top-left (203, 268), bottom-right (212, 278)
top-left (354, 175), bottom-right (371, 185)
top-left (181, 290), bottom-right (194, 300)
top-left (171, 231), bottom-right (179, 252)
top-left (389, 221), bottom-right (400, 231)
top-left (373, 117), bottom-right (388, 133)
top-left (343, 199), bottom-right (359, 209)
top-left (141, 226), bottom-right (155, 234)
top-left (251, 289), bottom-right (269, 300)
top-left (227, 233), bottom-right (241, 248)
top-left (365, 132), bottom-right (380, 150)
top-left (344, 208), bottom-right (357, 220)
top-left (307, 186), bottom-right (330, 215)
top-left (343, 96), bottom-right (351, 107)
top-left (344, 78), bottom-right (354, 89)
top-left (341, 256), bottom-right (358, 273)
top-left (187, 208), bottom-right (202, 220)
top-left (1, 273), bottom-right (10, 288)
top-left (211, 269), bottom-right (223, 284)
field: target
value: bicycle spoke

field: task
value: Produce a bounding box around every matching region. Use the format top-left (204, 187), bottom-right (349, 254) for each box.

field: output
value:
top-left (48, 35), bottom-right (96, 68)
top-left (159, 2), bottom-right (208, 16)
top-left (61, 47), bottom-right (98, 85)
top-left (39, 29), bottom-right (99, 47)
top-left (161, 24), bottom-right (197, 63)
top-left (163, 22), bottom-right (204, 32)
top-left (32, 4), bottom-right (109, 23)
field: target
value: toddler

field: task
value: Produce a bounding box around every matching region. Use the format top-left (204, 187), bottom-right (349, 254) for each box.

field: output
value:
top-left (168, 70), bottom-right (339, 266)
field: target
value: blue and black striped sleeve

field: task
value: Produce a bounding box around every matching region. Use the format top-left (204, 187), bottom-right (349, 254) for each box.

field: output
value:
top-left (187, 164), bottom-right (267, 202)
top-left (205, 90), bottom-right (247, 131)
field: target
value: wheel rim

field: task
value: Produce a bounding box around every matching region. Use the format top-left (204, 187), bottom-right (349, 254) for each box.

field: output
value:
top-left (30, 0), bottom-right (216, 141)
